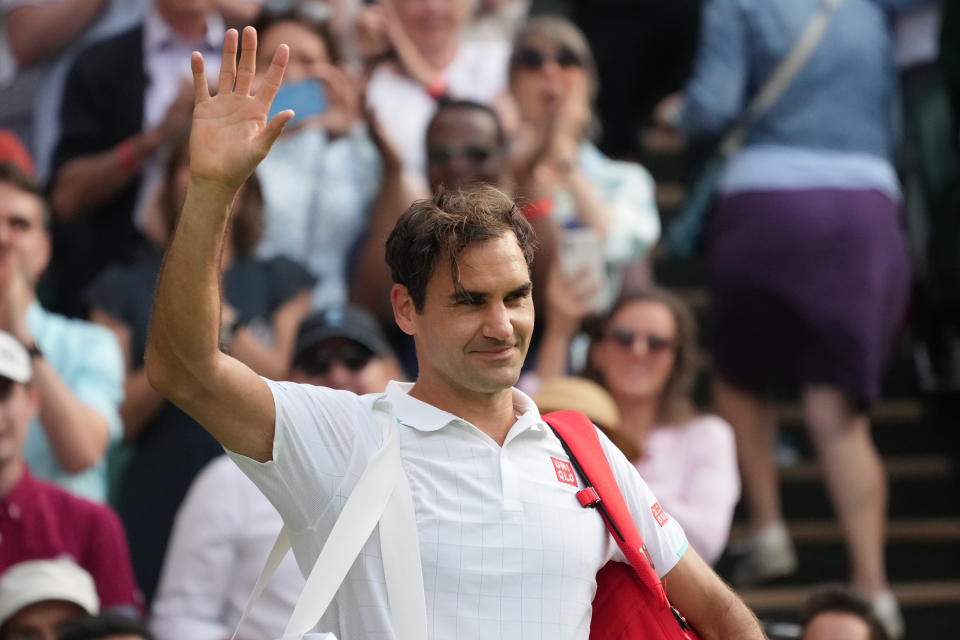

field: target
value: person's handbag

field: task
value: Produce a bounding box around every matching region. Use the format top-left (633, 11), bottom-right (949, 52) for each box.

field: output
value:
top-left (544, 409), bottom-right (702, 640)
top-left (231, 399), bottom-right (428, 640)
top-left (665, 0), bottom-right (846, 259)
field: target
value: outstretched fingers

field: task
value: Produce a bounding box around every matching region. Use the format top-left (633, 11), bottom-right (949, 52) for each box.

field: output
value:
top-left (255, 43), bottom-right (289, 109)
top-left (191, 52), bottom-right (210, 103)
top-left (217, 28), bottom-right (239, 95)
top-left (235, 26), bottom-right (258, 95)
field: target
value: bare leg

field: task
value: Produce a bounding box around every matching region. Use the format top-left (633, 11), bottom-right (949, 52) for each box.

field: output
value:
top-left (713, 376), bottom-right (780, 531)
top-left (803, 385), bottom-right (889, 596)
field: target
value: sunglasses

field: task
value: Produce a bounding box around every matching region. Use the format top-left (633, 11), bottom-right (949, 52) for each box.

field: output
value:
top-left (426, 144), bottom-right (495, 167)
top-left (299, 343), bottom-right (374, 376)
top-left (606, 327), bottom-right (675, 354)
top-left (514, 45), bottom-right (583, 71)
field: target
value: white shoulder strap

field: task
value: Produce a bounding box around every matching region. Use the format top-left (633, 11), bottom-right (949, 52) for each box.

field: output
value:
top-left (721, 0), bottom-right (846, 156)
top-left (232, 402), bottom-right (428, 640)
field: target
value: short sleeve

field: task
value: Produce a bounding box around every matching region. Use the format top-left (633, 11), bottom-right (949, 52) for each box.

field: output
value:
top-left (263, 257), bottom-right (316, 314)
top-left (71, 324), bottom-right (125, 442)
top-left (84, 264), bottom-right (132, 320)
top-left (224, 380), bottom-right (380, 533)
top-left (599, 428), bottom-right (689, 577)
top-left (601, 161), bottom-right (661, 264)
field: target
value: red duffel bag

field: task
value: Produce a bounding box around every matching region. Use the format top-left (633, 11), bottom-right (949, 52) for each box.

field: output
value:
top-left (544, 410), bottom-right (702, 640)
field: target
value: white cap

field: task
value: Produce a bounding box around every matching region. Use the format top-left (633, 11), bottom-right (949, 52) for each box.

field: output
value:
top-left (0, 558), bottom-right (99, 629)
top-left (0, 330), bottom-right (30, 384)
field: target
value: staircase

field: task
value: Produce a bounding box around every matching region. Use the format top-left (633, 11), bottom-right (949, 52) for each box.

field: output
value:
top-left (641, 128), bottom-right (960, 638)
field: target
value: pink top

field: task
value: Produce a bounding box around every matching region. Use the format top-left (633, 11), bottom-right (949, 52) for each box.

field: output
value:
top-left (633, 415), bottom-right (740, 565)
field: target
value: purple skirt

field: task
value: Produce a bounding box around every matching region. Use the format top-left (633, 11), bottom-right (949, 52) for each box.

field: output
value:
top-left (708, 188), bottom-right (909, 407)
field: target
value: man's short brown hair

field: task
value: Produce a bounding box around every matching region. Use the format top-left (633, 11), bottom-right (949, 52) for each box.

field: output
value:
top-left (0, 162), bottom-right (50, 229)
top-left (385, 186), bottom-right (537, 312)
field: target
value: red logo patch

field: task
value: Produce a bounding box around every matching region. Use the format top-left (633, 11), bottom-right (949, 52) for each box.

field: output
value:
top-left (651, 501), bottom-right (669, 527)
top-left (551, 457), bottom-right (578, 487)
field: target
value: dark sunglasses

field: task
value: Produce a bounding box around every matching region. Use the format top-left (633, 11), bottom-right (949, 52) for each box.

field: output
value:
top-left (514, 45), bottom-right (583, 71)
top-left (426, 144), bottom-right (495, 167)
top-left (299, 343), bottom-right (374, 376)
top-left (606, 327), bottom-right (675, 354)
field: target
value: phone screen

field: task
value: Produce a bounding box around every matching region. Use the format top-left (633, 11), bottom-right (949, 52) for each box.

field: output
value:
top-left (269, 78), bottom-right (327, 124)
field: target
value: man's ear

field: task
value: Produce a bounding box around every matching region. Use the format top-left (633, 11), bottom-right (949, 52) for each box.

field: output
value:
top-left (391, 284), bottom-right (417, 336)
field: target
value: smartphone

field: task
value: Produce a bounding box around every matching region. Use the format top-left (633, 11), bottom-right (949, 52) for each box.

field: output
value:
top-left (559, 226), bottom-right (607, 312)
top-left (269, 78), bottom-right (327, 124)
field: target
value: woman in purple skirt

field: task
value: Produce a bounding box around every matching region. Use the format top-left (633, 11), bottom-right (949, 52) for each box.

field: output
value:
top-left (658, 1), bottom-right (911, 636)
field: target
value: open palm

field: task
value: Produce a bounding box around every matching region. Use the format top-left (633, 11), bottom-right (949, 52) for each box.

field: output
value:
top-left (189, 27), bottom-right (293, 191)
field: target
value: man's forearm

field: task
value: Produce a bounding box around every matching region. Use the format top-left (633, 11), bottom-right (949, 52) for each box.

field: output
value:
top-left (32, 358), bottom-right (109, 473)
top-left (51, 131), bottom-right (159, 219)
top-left (146, 180), bottom-right (234, 398)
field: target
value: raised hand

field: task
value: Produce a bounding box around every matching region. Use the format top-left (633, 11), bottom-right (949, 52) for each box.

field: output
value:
top-left (188, 27), bottom-right (294, 193)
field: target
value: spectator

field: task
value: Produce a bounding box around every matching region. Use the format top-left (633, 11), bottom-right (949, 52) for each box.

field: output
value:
top-left (150, 305), bottom-right (401, 640)
top-left (507, 16), bottom-right (660, 310)
top-left (361, 0), bottom-right (511, 180)
top-left (0, 559), bottom-right (99, 640)
top-left (536, 285), bottom-right (739, 565)
top-left (0, 331), bottom-right (138, 614)
top-left (60, 614), bottom-right (154, 640)
top-left (0, 0), bottom-right (144, 176)
top-left (0, 162), bottom-right (123, 502)
top-left (658, 0), bottom-right (910, 635)
top-left (800, 586), bottom-right (889, 640)
top-left (86, 133), bottom-right (313, 605)
top-left (252, 11), bottom-right (380, 310)
top-left (47, 0), bottom-right (224, 317)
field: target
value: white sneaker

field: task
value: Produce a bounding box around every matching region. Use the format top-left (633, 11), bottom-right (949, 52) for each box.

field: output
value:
top-left (730, 522), bottom-right (798, 586)
top-left (871, 590), bottom-right (904, 640)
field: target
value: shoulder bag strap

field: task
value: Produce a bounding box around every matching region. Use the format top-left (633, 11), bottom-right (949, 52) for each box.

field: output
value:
top-left (232, 403), bottom-right (427, 640)
top-left (543, 410), bottom-right (668, 605)
top-left (720, 0), bottom-right (846, 156)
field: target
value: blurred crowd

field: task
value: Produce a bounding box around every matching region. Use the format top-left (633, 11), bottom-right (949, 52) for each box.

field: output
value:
top-left (0, 0), bottom-right (956, 639)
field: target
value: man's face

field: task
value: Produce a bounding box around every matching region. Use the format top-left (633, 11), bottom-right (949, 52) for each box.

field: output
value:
top-left (426, 108), bottom-right (505, 193)
top-left (0, 378), bottom-right (37, 468)
top-left (0, 183), bottom-right (50, 286)
top-left (396, 233), bottom-right (533, 399)
top-left (290, 338), bottom-right (392, 395)
top-left (1, 600), bottom-right (87, 640)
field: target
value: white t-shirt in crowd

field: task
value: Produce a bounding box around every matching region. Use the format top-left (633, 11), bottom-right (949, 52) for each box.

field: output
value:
top-left (151, 456), bottom-right (305, 640)
top-left (227, 380), bottom-right (688, 640)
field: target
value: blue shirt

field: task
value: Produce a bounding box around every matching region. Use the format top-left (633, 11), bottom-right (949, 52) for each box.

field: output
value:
top-left (681, 0), bottom-right (898, 159)
top-left (23, 302), bottom-right (124, 502)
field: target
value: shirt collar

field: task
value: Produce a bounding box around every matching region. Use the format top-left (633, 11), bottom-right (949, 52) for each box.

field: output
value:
top-left (1, 466), bottom-right (34, 509)
top-left (383, 380), bottom-right (548, 438)
top-left (144, 8), bottom-right (224, 54)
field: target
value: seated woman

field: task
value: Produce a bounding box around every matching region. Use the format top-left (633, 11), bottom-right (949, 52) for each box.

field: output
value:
top-left (536, 282), bottom-right (739, 565)
top-left (85, 133), bottom-right (314, 604)
top-left (506, 16), bottom-right (660, 311)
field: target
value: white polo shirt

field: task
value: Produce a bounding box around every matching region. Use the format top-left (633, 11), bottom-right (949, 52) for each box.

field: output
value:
top-left (227, 380), bottom-right (688, 640)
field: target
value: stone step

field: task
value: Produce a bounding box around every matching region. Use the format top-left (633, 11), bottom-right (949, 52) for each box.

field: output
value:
top-left (730, 517), bottom-right (960, 545)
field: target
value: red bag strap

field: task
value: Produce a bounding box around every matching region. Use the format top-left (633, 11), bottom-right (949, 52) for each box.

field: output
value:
top-left (543, 409), bottom-right (670, 606)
